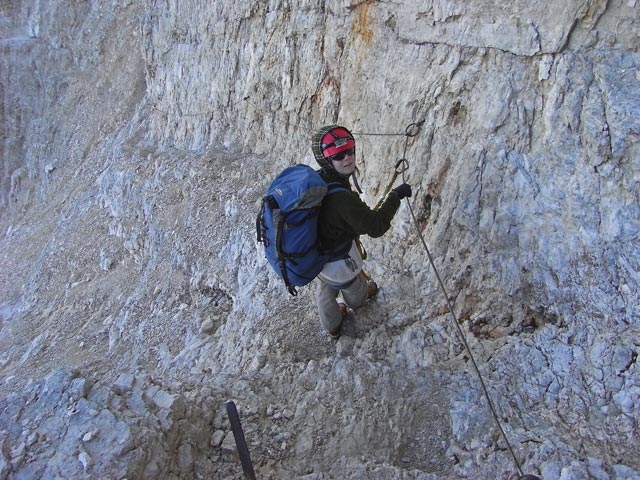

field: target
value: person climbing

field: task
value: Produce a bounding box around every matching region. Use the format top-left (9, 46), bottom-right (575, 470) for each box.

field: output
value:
top-left (311, 125), bottom-right (412, 339)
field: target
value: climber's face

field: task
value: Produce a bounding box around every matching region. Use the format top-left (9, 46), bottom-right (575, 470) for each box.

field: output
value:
top-left (330, 148), bottom-right (356, 176)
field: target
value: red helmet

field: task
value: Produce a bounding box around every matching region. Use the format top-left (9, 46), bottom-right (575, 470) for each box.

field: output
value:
top-left (320, 127), bottom-right (355, 158)
top-left (311, 125), bottom-right (356, 170)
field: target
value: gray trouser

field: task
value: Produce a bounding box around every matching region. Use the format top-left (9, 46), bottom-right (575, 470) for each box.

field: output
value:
top-left (316, 274), bottom-right (368, 332)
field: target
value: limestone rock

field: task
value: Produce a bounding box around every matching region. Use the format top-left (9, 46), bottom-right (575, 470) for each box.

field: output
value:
top-left (221, 431), bottom-right (236, 453)
top-left (113, 373), bottom-right (135, 395)
top-left (210, 430), bottom-right (225, 448)
top-left (78, 451), bottom-right (92, 471)
top-left (0, 0), bottom-right (638, 479)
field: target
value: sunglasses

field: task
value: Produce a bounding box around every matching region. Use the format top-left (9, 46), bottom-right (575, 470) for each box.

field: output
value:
top-left (330, 148), bottom-right (356, 161)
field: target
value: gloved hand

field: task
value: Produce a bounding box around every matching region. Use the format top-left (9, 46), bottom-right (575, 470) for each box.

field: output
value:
top-left (392, 183), bottom-right (412, 199)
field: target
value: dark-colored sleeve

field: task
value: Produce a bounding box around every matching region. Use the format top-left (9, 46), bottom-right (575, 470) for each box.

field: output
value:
top-left (332, 191), bottom-right (401, 238)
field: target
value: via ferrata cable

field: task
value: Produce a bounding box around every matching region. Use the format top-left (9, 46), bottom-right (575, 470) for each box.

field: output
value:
top-left (394, 120), bottom-right (527, 478)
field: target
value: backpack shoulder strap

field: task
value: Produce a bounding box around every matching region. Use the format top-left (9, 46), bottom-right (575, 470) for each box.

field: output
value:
top-left (326, 181), bottom-right (349, 196)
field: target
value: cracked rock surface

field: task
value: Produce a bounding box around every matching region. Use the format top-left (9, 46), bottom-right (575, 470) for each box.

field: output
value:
top-left (1, 1), bottom-right (639, 479)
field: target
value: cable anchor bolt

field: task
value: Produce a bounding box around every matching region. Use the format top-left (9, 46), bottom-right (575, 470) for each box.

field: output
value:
top-left (405, 120), bottom-right (425, 138)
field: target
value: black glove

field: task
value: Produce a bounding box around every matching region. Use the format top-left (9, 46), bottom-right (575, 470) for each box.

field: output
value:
top-left (392, 183), bottom-right (412, 199)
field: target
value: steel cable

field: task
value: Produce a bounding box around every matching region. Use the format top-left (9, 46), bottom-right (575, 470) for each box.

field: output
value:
top-left (396, 121), bottom-right (526, 478)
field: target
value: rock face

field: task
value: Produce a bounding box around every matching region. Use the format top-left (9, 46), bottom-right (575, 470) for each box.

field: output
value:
top-left (1, 1), bottom-right (639, 479)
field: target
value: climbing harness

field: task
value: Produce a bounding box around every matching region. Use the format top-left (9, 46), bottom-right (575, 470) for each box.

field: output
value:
top-left (355, 237), bottom-right (368, 261)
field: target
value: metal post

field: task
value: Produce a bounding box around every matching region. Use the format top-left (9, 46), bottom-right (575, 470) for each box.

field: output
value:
top-left (225, 400), bottom-right (256, 480)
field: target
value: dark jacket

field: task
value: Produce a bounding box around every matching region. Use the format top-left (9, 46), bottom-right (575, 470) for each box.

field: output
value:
top-left (318, 168), bottom-right (401, 252)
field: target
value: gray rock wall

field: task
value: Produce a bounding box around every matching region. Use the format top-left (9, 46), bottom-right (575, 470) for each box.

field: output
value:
top-left (1, 1), bottom-right (639, 479)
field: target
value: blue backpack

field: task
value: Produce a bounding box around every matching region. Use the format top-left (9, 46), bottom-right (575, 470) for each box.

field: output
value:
top-left (256, 164), bottom-right (350, 296)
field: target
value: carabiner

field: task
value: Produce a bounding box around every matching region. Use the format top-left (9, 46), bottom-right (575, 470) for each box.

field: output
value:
top-left (395, 158), bottom-right (409, 174)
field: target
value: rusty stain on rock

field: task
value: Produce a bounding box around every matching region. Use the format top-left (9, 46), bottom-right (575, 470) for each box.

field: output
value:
top-left (350, 1), bottom-right (375, 45)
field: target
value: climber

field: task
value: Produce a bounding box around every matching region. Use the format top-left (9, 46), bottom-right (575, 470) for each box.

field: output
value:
top-left (311, 125), bottom-right (412, 339)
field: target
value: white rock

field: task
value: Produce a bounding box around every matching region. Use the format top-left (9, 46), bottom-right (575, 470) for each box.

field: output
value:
top-left (9, 443), bottom-right (25, 460)
top-left (26, 432), bottom-right (39, 446)
top-left (153, 389), bottom-right (180, 411)
top-left (78, 451), bottom-right (92, 471)
top-left (82, 429), bottom-right (99, 442)
top-left (210, 430), bottom-right (225, 447)
top-left (199, 318), bottom-right (215, 334)
top-left (221, 431), bottom-right (236, 453)
top-left (113, 373), bottom-right (135, 394)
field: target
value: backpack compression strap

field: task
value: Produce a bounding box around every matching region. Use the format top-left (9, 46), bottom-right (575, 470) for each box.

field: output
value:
top-left (273, 208), bottom-right (298, 296)
top-left (256, 199), bottom-right (267, 245)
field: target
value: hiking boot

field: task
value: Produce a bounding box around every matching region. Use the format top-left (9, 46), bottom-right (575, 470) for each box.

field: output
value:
top-left (366, 281), bottom-right (378, 300)
top-left (328, 303), bottom-right (348, 339)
